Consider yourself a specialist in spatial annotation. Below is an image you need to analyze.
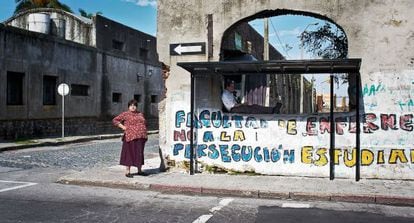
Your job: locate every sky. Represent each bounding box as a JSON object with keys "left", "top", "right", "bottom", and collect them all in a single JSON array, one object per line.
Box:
[
  {"left": 0, "top": 1, "right": 346, "bottom": 96},
  {"left": 249, "top": 16, "right": 348, "bottom": 97},
  {"left": 0, "top": 1, "right": 322, "bottom": 54},
  {"left": 0, "top": 0, "right": 157, "bottom": 36},
  {"left": 249, "top": 15, "right": 322, "bottom": 60}
]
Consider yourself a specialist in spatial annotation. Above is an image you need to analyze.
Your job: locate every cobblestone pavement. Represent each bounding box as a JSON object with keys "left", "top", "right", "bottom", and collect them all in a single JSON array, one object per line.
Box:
[{"left": 0, "top": 134, "right": 160, "bottom": 170}]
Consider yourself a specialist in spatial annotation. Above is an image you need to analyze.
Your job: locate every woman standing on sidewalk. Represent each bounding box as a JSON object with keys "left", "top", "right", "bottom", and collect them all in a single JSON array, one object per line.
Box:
[{"left": 113, "top": 99, "right": 148, "bottom": 178}]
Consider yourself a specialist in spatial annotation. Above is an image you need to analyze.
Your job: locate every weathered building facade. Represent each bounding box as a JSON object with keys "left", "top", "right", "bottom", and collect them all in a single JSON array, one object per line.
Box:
[
  {"left": 0, "top": 8, "right": 162, "bottom": 139},
  {"left": 221, "top": 22, "right": 312, "bottom": 113},
  {"left": 157, "top": 0, "right": 414, "bottom": 180}
]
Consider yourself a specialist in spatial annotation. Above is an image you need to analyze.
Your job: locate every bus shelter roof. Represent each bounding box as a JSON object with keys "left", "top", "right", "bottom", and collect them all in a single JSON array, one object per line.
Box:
[{"left": 178, "top": 59, "right": 361, "bottom": 75}]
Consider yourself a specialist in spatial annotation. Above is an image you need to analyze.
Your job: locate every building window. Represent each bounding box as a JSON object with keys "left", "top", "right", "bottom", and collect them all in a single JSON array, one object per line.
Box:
[
  {"left": 112, "top": 92, "right": 122, "bottom": 103},
  {"left": 140, "top": 48, "right": 148, "bottom": 60},
  {"left": 7, "top": 71, "right": 24, "bottom": 105},
  {"left": 234, "top": 32, "right": 242, "bottom": 50},
  {"left": 112, "top": 40, "right": 124, "bottom": 51},
  {"left": 134, "top": 94, "right": 142, "bottom": 103},
  {"left": 71, "top": 84, "right": 89, "bottom": 96},
  {"left": 43, "top": 75, "right": 57, "bottom": 105},
  {"left": 142, "top": 39, "right": 150, "bottom": 48},
  {"left": 246, "top": 41, "right": 252, "bottom": 54},
  {"left": 151, "top": 95, "right": 158, "bottom": 103}
]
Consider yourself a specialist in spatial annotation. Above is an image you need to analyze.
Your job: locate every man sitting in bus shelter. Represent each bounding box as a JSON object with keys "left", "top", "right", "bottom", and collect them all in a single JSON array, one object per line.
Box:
[{"left": 221, "top": 79, "right": 282, "bottom": 114}]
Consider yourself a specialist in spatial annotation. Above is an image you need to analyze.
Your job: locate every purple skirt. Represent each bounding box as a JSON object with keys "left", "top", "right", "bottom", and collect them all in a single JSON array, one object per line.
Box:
[{"left": 120, "top": 138, "right": 146, "bottom": 167}]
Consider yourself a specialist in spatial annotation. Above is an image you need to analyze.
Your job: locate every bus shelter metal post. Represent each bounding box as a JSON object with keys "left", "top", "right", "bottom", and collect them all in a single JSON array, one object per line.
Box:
[
  {"left": 190, "top": 73, "right": 195, "bottom": 175},
  {"left": 355, "top": 72, "right": 361, "bottom": 181},
  {"left": 329, "top": 74, "right": 335, "bottom": 180}
]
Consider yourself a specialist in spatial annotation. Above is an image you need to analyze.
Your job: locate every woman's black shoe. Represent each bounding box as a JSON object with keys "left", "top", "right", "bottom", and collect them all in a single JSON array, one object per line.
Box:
[{"left": 125, "top": 173, "right": 133, "bottom": 178}]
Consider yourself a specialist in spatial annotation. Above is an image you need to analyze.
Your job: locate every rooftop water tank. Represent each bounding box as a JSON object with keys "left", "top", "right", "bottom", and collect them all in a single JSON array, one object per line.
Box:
[{"left": 28, "top": 13, "right": 50, "bottom": 34}]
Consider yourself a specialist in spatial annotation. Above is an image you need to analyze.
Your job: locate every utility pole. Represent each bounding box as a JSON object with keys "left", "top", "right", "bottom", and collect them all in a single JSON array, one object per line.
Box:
[
  {"left": 300, "top": 22, "right": 319, "bottom": 113},
  {"left": 264, "top": 18, "right": 270, "bottom": 106},
  {"left": 264, "top": 18, "right": 269, "bottom": 60},
  {"left": 311, "top": 75, "right": 315, "bottom": 113}
]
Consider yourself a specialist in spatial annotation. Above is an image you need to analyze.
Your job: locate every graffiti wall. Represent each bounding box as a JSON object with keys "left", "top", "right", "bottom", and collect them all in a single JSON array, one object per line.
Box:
[
  {"left": 157, "top": 0, "right": 414, "bottom": 180},
  {"left": 166, "top": 72, "right": 414, "bottom": 179}
]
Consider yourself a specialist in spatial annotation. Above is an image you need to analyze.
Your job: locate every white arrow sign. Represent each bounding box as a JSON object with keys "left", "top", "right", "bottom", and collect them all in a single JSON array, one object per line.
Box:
[{"left": 174, "top": 44, "right": 203, "bottom": 55}]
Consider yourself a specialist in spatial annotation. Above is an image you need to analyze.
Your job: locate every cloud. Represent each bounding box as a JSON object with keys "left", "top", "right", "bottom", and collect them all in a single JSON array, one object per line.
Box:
[
  {"left": 123, "top": 0, "right": 157, "bottom": 7},
  {"left": 278, "top": 27, "right": 302, "bottom": 37}
]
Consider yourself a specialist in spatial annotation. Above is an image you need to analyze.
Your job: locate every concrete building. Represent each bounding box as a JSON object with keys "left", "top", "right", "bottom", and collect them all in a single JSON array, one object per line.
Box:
[
  {"left": 157, "top": 0, "right": 414, "bottom": 180},
  {"left": 221, "top": 22, "right": 283, "bottom": 61},
  {"left": 0, "top": 8, "right": 162, "bottom": 139},
  {"left": 221, "top": 21, "right": 312, "bottom": 113}
]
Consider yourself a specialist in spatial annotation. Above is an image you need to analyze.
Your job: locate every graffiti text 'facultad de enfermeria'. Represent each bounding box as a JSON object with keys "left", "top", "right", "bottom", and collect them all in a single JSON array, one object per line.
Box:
[{"left": 172, "top": 110, "right": 414, "bottom": 166}]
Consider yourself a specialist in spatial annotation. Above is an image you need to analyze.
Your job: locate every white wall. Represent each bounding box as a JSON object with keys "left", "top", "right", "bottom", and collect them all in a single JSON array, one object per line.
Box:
[{"left": 158, "top": 0, "right": 414, "bottom": 179}]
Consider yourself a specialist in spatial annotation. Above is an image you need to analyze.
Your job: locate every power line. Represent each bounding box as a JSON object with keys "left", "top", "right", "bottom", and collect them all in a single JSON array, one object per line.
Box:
[{"left": 269, "top": 18, "right": 291, "bottom": 59}]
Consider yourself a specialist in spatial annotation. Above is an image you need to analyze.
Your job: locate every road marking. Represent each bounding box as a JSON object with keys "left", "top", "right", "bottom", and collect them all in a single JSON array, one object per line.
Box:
[
  {"left": 0, "top": 180, "right": 37, "bottom": 193},
  {"left": 193, "top": 198, "right": 234, "bottom": 223},
  {"left": 193, "top": 214, "right": 213, "bottom": 223},
  {"left": 282, "top": 203, "right": 311, "bottom": 208},
  {"left": 209, "top": 198, "right": 233, "bottom": 212}
]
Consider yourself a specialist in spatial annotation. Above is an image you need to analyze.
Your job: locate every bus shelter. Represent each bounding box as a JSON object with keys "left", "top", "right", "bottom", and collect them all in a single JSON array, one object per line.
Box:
[{"left": 178, "top": 59, "right": 362, "bottom": 181}]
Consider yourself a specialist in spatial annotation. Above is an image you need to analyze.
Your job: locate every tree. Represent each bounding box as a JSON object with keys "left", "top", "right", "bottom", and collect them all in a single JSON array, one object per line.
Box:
[
  {"left": 14, "top": 0, "right": 73, "bottom": 14},
  {"left": 300, "top": 23, "right": 348, "bottom": 84},
  {"left": 299, "top": 23, "right": 347, "bottom": 59},
  {"left": 79, "top": 8, "right": 102, "bottom": 19}
]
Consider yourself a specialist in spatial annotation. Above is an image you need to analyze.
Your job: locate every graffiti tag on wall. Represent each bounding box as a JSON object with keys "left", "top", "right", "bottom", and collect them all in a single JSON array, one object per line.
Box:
[{"left": 171, "top": 110, "right": 414, "bottom": 167}]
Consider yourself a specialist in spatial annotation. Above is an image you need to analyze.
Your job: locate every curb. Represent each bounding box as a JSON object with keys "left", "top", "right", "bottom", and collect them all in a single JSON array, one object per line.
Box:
[
  {"left": 0, "top": 134, "right": 122, "bottom": 152},
  {"left": 150, "top": 184, "right": 202, "bottom": 194},
  {"left": 0, "top": 130, "right": 159, "bottom": 152},
  {"left": 57, "top": 178, "right": 151, "bottom": 191},
  {"left": 57, "top": 178, "right": 414, "bottom": 207}
]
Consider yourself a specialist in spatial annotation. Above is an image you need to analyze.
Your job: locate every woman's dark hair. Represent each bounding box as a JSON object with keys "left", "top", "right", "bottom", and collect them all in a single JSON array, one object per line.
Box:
[{"left": 128, "top": 99, "right": 138, "bottom": 107}]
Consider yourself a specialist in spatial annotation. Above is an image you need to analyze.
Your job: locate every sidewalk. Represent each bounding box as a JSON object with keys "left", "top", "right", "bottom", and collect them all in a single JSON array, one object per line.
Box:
[
  {"left": 58, "top": 157, "right": 414, "bottom": 207},
  {"left": 0, "top": 130, "right": 158, "bottom": 152}
]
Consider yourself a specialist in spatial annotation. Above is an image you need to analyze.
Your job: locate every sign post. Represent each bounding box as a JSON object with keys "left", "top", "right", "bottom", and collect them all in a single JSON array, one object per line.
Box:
[{"left": 57, "top": 83, "right": 69, "bottom": 139}]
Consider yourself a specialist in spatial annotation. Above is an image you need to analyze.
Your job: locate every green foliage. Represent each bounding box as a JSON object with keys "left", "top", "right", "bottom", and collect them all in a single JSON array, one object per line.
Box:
[
  {"left": 14, "top": 0, "right": 73, "bottom": 14},
  {"left": 300, "top": 23, "right": 349, "bottom": 84},
  {"left": 14, "top": 138, "right": 38, "bottom": 144},
  {"left": 79, "top": 8, "right": 102, "bottom": 19},
  {"left": 202, "top": 163, "right": 260, "bottom": 175},
  {"left": 203, "top": 164, "right": 227, "bottom": 173},
  {"left": 300, "top": 23, "right": 347, "bottom": 59}
]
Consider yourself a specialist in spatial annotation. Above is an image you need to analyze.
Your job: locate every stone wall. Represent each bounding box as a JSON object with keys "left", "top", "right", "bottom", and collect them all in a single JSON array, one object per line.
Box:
[
  {"left": 0, "top": 116, "right": 158, "bottom": 140},
  {"left": 0, "top": 118, "right": 112, "bottom": 140}
]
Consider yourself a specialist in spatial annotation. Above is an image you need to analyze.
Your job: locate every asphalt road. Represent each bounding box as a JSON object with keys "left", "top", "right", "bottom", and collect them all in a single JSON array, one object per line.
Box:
[{"left": 0, "top": 136, "right": 414, "bottom": 222}]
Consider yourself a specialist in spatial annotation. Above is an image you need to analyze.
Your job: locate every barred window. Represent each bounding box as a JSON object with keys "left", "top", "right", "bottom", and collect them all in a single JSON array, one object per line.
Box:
[
  {"left": 71, "top": 84, "right": 89, "bottom": 96},
  {"left": 43, "top": 76, "right": 57, "bottom": 105},
  {"left": 7, "top": 71, "right": 24, "bottom": 105}
]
